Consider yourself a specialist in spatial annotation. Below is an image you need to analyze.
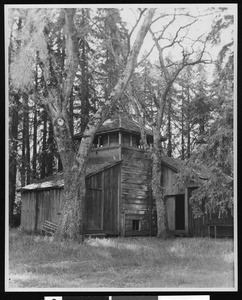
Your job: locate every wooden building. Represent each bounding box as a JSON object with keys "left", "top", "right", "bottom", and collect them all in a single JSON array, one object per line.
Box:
[
  {"left": 159, "top": 156, "right": 233, "bottom": 238},
  {"left": 18, "top": 113, "right": 233, "bottom": 238}
]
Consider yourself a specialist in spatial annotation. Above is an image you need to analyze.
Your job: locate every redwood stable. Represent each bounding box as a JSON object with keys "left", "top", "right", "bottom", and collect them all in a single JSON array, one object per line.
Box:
[{"left": 19, "top": 113, "right": 233, "bottom": 237}]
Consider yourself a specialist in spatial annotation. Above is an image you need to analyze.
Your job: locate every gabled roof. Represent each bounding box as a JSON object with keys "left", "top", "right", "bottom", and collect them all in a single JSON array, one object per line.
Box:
[{"left": 18, "top": 159, "right": 121, "bottom": 192}]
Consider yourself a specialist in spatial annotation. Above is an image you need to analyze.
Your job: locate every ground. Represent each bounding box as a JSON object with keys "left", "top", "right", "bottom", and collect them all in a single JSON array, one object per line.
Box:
[{"left": 8, "top": 229, "right": 235, "bottom": 289}]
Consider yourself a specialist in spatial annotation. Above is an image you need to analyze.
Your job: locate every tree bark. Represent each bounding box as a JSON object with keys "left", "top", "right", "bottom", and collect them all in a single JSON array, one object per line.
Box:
[
  {"left": 151, "top": 128, "right": 170, "bottom": 239},
  {"left": 187, "top": 85, "right": 191, "bottom": 158},
  {"left": 9, "top": 94, "right": 19, "bottom": 226},
  {"left": 181, "top": 91, "right": 185, "bottom": 160},
  {"left": 46, "top": 120, "right": 55, "bottom": 176},
  {"left": 40, "top": 109, "right": 48, "bottom": 179},
  {"left": 20, "top": 93, "right": 29, "bottom": 186},
  {"left": 32, "top": 105, "right": 38, "bottom": 180},
  {"left": 57, "top": 163, "right": 86, "bottom": 241},
  {"left": 80, "top": 36, "right": 90, "bottom": 135},
  {"left": 25, "top": 98, "right": 31, "bottom": 184},
  {"left": 167, "top": 99, "right": 172, "bottom": 157}
]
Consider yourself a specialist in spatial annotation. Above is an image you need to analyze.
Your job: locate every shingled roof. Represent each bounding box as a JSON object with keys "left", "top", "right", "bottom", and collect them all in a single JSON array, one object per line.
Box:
[
  {"left": 74, "top": 113, "right": 166, "bottom": 140},
  {"left": 98, "top": 113, "right": 153, "bottom": 135},
  {"left": 18, "top": 159, "right": 121, "bottom": 192},
  {"left": 161, "top": 155, "right": 210, "bottom": 179},
  {"left": 161, "top": 155, "right": 184, "bottom": 171}
]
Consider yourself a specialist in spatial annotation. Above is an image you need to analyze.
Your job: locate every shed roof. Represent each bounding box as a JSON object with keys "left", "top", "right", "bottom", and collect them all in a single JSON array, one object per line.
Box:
[
  {"left": 161, "top": 155, "right": 184, "bottom": 171},
  {"left": 161, "top": 155, "right": 210, "bottom": 179},
  {"left": 18, "top": 159, "right": 121, "bottom": 192}
]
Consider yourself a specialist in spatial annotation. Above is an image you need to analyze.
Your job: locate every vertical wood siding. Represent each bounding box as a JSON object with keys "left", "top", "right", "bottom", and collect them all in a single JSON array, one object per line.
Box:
[
  {"left": 161, "top": 165, "right": 184, "bottom": 195},
  {"left": 165, "top": 196, "right": 175, "bottom": 231},
  {"left": 21, "top": 188, "right": 63, "bottom": 232},
  {"left": 20, "top": 191, "right": 37, "bottom": 231},
  {"left": 85, "top": 164, "right": 120, "bottom": 234},
  {"left": 20, "top": 164, "right": 120, "bottom": 234}
]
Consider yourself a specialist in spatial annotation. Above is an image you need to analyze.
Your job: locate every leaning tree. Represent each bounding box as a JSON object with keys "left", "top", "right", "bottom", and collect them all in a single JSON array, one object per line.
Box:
[{"left": 9, "top": 7, "right": 156, "bottom": 240}]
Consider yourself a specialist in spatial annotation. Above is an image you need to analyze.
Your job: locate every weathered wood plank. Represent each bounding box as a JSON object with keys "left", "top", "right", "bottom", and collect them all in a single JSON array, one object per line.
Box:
[
  {"left": 121, "top": 147, "right": 150, "bottom": 158},
  {"left": 122, "top": 175, "right": 149, "bottom": 183},
  {"left": 122, "top": 170, "right": 150, "bottom": 176},
  {"left": 41, "top": 220, "right": 58, "bottom": 235},
  {"left": 122, "top": 184, "right": 149, "bottom": 192},
  {"left": 122, "top": 191, "right": 149, "bottom": 198},
  {"left": 125, "top": 214, "right": 149, "bottom": 220},
  {"left": 124, "top": 203, "right": 149, "bottom": 211},
  {"left": 125, "top": 230, "right": 150, "bottom": 236},
  {"left": 122, "top": 179, "right": 149, "bottom": 186},
  {"left": 122, "top": 197, "right": 148, "bottom": 204},
  {"left": 90, "top": 146, "right": 120, "bottom": 158},
  {"left": 124, "top": 209, "right": 147, "bottom": 215}
]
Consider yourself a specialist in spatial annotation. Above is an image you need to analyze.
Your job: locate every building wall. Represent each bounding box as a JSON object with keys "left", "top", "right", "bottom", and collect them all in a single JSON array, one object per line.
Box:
[
  {"left": 120, "top": 147, "right": 152, "bottom": 236},
  {"left": 187, "top": 186, "right": 233, "bottom": 237},
  {"left": 21, "top": 191, "right": 37, "bottom": 231},
  {"left": 85, "top": 163, "right": 120, "bottom": 234},
  {"left": 20, "top": 188, "right": 63, "bottom": 232},
  {"left": 20, "top": 164, "right": 120, "bottom": 234},
  {"left": 89, "top": 146, "right": 121, "bottom": 161},
  {"left": 161, "top": 164, "right": 184, "bottom": 195}
]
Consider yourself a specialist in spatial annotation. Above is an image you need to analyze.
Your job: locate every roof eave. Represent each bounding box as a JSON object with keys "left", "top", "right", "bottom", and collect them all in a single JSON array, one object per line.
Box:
[
  {"left": 161, "top": 160, "right": 179, "bottom": 172},
  {"left": 18, "top": 160, "right": 122, "bottom": 192}
]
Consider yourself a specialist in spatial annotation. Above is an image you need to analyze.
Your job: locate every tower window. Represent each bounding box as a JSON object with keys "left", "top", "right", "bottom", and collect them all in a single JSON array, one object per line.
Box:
[{"left": 132, "top": 219, "right": 141, "bottom": 231}]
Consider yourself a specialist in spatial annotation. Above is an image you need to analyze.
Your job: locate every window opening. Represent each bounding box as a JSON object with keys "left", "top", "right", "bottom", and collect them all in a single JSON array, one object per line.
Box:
[{"left": 132, "top": 219, "right": 141, "bottom": 231}]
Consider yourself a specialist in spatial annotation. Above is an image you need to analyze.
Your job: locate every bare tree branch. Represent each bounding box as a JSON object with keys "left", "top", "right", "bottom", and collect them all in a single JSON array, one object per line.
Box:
[
  {"left": 154, "top": 14, "right": 176, "bottom": 40},
  {"left": 137, "top": 44, "right": 156, "bottom": 66},
  {"left": 126, "top": 8, "right": 146, "bottom": 56}
]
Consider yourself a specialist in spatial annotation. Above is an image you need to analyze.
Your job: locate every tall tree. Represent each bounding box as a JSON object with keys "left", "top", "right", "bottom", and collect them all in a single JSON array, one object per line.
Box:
[
  {"left": 10, "top": 8, "right": 156, "bottom": 240},
  {"left": 131, "top": 9, "right": 212, "bottom": 238},
  {"left": 9, "top": 13, "right": 24, "bottom": 225},
  {"left": 176, "top": 9, "right": 234, "bottom": 217}
]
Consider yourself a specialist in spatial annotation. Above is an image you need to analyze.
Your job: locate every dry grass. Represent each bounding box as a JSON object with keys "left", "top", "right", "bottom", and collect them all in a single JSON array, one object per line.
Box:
[{"left": 8, "top": 229, "right": 234, "bottom": 289}]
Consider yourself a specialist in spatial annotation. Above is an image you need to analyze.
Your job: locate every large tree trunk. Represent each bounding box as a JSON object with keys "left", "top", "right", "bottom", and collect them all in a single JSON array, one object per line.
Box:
[
  {"left": 80, "top": 37, "right": 90, "bottom": 135},
  {"left": 152, "top": 129, "right": 170, "bottom": 239},
  {"left": 47, "top": 8, "right": 156, "bottom": 240},
  {"left": 58, "top": 164, "right": 86, "bottom": 241}
]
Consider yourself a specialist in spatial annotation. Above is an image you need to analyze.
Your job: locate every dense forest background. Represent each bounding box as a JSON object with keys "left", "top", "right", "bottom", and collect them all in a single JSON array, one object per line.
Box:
[{"left": 7, "top": 6, "right": 235, "bottom": 238}]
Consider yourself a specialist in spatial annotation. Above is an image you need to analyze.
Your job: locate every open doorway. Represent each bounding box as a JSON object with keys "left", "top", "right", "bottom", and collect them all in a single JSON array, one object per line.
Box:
[{"left": 166, "top": 194, "right": 185, "bottom": 232}]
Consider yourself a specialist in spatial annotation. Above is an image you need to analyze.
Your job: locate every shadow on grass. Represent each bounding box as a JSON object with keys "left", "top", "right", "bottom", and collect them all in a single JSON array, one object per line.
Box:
[{"left": 8, "top": 229, "right": 234, "bottom": 289}]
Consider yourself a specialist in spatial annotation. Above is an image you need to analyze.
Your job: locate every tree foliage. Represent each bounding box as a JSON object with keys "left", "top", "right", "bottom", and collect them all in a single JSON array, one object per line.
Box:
[{"left": 175, "top": 13, "right": 234, "bottom": 217}]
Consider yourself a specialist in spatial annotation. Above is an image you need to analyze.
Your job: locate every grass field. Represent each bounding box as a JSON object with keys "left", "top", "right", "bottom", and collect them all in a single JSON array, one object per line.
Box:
[{"left": 8, "top": 229, "right": 235, "bottom": 289}]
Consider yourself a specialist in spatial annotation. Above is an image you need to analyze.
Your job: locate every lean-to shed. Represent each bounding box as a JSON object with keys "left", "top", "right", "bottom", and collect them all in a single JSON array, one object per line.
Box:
[{"left": 160, "top": 156, "right": 233, "bottom": 238}]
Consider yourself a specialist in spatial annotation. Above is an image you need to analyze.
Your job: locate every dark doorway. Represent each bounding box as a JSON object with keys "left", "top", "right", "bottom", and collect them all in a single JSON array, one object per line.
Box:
[{"left": 175, "top": 194, "right": 185, "bottom": 230}]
